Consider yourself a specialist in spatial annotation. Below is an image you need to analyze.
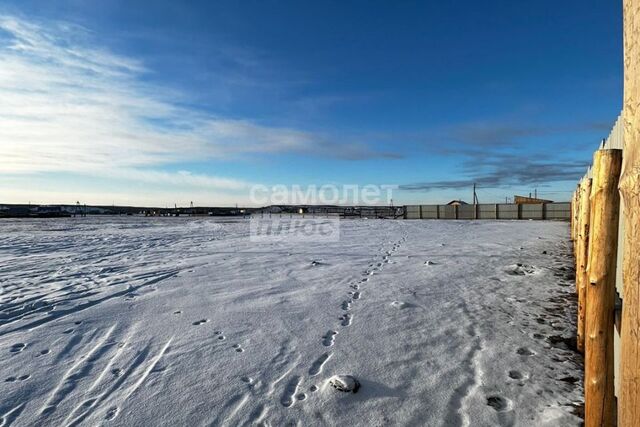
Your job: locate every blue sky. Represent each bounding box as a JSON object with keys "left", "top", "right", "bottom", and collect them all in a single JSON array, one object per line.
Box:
[{"left": 0, "top": 0, "right": 623, "bottom": 206}]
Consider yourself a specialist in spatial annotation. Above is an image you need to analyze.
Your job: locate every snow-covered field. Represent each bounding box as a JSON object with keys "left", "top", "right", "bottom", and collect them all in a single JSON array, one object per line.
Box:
[{"left": 0, "top": 217, "right": 583, "bottom": 426}]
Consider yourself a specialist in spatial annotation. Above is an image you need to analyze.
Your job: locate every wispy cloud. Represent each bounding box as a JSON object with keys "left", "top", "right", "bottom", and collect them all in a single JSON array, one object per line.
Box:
[
  {"left": 399, "top": 119, "right": 597, "bottom": 192},
  {"left": 400, "top": 154, "right": 589, "bottom": 191},
  {"left": 0, "top": 15, "right": 397, "bottom": 190}
]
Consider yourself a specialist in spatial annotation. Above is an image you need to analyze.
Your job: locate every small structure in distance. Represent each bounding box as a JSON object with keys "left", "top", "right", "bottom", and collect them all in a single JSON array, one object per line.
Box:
[{"left": 514, "top": 195, "right": 554, "bottom": 204}]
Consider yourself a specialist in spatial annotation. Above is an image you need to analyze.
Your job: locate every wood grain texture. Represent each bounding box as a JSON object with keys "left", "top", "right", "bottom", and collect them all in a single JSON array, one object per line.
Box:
[
  {"left": 620, "top": 1, "right": 640, "bottom": 425},
  {"left": 577, "top": 178, "right": 593, "bottom": 354},
  {"left": 585, "top": 150, "right": 622, "bottom": 427}
]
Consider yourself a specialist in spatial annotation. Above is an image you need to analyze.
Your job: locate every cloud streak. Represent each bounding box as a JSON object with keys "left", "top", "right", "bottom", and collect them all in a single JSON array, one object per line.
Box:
[
  {"left": 400, "top": 151, "right": 589, "bottom": 191},
  {"left": 0, "top": 15, "right": 397, "bottom": 191},
  {"left": 397, "top": 116, "right": 601, "bottom": 192}
]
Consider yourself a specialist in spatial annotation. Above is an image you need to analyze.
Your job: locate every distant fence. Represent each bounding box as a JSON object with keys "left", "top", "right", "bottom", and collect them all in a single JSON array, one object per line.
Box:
[{"left": 404, "top": 202, "right": 570, "bottom": 220}]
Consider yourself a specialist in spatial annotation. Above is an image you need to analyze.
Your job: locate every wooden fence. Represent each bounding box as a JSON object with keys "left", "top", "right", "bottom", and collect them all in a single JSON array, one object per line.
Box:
[{"left": 571, "top": 99, "right": 638, "bottom": 425}]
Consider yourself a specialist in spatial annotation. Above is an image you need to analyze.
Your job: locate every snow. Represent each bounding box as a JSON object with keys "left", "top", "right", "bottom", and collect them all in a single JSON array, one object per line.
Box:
[{"left": 0, "top": 217, "right": 583, "bottom": 426}]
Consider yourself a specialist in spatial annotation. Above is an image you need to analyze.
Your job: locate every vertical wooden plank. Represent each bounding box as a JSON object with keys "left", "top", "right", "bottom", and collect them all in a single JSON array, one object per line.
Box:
[
  {"left": 495, "top": 203, "right": 499, "bottom": 219},
  {"left": 585, "top": 149, "right": 622, "bottom": 427},
  {"left": 577, "top": 178, "right": 593, "bottom": 354},
  {"left": 620, "top": 1, "right": 640, "bottom": 424},
  {"left": 419, "top": 205, "right": 423, "bottom": 220}
]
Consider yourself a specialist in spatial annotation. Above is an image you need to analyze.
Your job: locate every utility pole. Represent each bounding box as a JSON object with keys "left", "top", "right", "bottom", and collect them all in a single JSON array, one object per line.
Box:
[
  {"left": 472, "top": 183, "right": 475, "bottom": 205},
  {"left": 471, "top": 183, "right": 479, "bottom": 204}
]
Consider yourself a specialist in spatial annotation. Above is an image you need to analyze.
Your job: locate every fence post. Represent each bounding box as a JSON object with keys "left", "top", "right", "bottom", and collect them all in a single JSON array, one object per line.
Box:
[
  {"left": 573, "top": 187, "right": 580, "bottom": 256},
  {"left": 577, "top": 178, "right": 593, "bottom": 354},
  {"left": 436, "top": 205, "right": 440, "bottom": 219},
  {"left": 495, "top": 203, "right": 499, "bottom": 219},
  {"left": 620, "top": 2, "right": 640, "bottom": 424},
  {"left": 517, "top": 203, "right": 522, "bottom": 220},
  {"left": 542, "top": 203, "right": 547, "bottom": 220},
  {"left": 585, "top": 149, "right": 622, "bottom": 427},
  {"left": 454, "top": 204, "right": 458, "bottom": 220},
  {"left": 419, "top": 205, "right": 423, "bottom": 219}
]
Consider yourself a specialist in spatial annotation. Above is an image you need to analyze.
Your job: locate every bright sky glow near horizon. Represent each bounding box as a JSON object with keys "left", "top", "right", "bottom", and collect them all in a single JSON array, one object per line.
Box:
[{"left": 0, "top": 0, "right": 623, "bottom": 207}]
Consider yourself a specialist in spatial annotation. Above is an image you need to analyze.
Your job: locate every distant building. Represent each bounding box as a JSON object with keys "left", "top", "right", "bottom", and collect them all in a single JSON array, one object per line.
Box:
[
  {"left": 514, "top": 195, "right": 553, "bottom": 204},
  {"left": 0, "top": 206, "right": 32, "bottom": 217},
  {"left": 446, "top": 200, "right": 468, "bottom": 206}
]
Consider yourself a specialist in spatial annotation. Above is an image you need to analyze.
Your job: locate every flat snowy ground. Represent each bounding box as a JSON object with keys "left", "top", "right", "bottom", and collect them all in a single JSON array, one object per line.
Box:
[{"left": 0, "top": 217, "right": 583, "bottom": 426}]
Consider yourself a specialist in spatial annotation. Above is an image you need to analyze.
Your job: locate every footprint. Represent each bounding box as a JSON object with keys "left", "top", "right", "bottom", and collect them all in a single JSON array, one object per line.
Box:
[
  {"left": 352, "top": 291, "right": 361, "bottom": 300},
  {"left": 18, "top": 375, "right": 30, "bottom": 381},
  {"left": 350, "top": 284, "right": 360, "bottom": 290},
  {"left": 339, "top": 313, "right": 352, "bottom": 326},
  {"left": 9, "top": 343, "right": 26, "bottom": 353},
  {"left": 241, "top": 376, "right": 253, "bottom": 384},
  {"left": 508, "top": 370, "right": 524, "bottom": 380},
  {"left": 281, "top": 376, "right": 302, "bottom": 408},
  {"left": 63, "top": 328, "right": 74, "bottom": 334},
  {"left": 39, "top": 349, "right": 50, "bottom": 356},
  {"left": 232, "top": 344, "right": 244, "bottom": 353},
  {"left": 341, "top": 300, "right": 352, "bottom": 311},
  {"left": 505, "top": 263, "right": 536, "bottom": 276},
  {"left": 322, "top": 330, "right": 337, "bottom": 347},
  {"left": 4, "top": 377, "right": 16, "bottom": 382},
  {"left": 192, "top": 319, "right": 209, "bottom": 326},
  {"left": 173, "top": 310, "right": 182, "bottom": 315},
  {"left": 390, "top": 301, "right": 412, "bottom": 309},
  {"left": 105, "top": 406, "right": 119, "bottom": 421},
  {"left": 309, "top": 385, "right": 318, "bottom": 392},
  {"left": 309, "top": 353, "right": 332, "bottom": 376},
  {"left": 516, "top": 347, "right": 535, "bottom": 356},
  {"left": 296, "top": 393, "right": 307, "bottom": 401},
  {"left": 486, "top": 395, "right": 513, "bottom": 412}
]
